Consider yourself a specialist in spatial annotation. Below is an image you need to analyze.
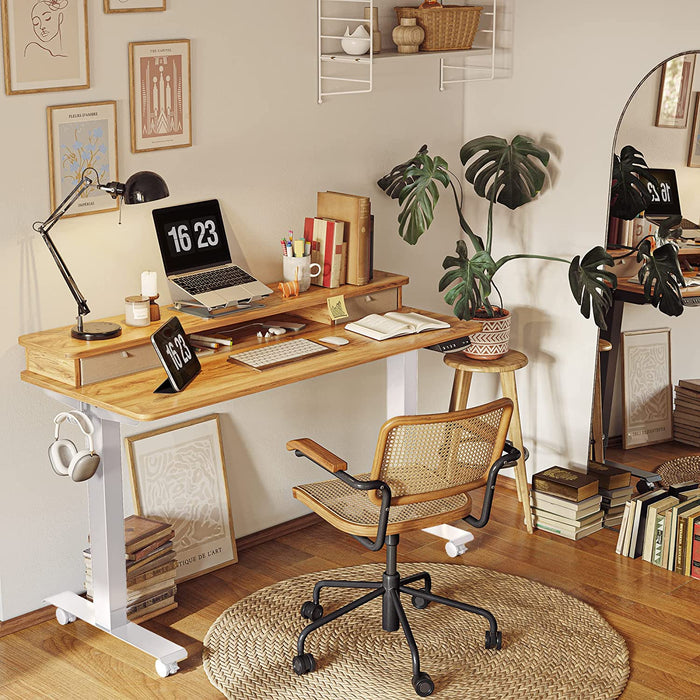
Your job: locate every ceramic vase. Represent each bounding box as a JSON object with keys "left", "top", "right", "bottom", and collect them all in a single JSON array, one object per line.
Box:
[
  {"left": 341, "top": 25, "right": 371, "bottom": 56},
  {"left": 392, "top": 17, "right": 425, "bottom": 54},
  {"left": 463, "top": 309, "right": 512, "bottom": 360},
  {"left": 363, "top": 7, "right": 382, "bottom": 53}
]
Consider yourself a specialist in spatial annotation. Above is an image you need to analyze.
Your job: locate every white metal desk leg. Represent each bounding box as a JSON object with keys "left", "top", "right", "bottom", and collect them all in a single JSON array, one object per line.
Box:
[
  {"left": 386, "top": 350, "right": 418, "bottom": 418},
  {"left": 46, "top": 412, "right": 187, "bottom": 676}
]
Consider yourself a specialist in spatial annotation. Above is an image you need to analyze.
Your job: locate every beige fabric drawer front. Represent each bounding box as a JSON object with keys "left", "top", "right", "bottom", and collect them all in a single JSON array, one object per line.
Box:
[
  {"left": 79, "top": 344, "right": 159, "bottom": 385},
  {"left": 343, "top": 288, "right": 399, "bottom": 321}
]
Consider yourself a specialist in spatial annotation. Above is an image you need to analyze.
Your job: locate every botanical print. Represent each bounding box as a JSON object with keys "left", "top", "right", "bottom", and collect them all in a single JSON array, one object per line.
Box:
[
  {"left": 58, "top": 119, "right": 110, "bottom": 200},
  {"left": 126, "top": 416, "right": 237, "bottom": 582},
  {"left": 2, "top": 0, "right": 88, "bottom": 94}
]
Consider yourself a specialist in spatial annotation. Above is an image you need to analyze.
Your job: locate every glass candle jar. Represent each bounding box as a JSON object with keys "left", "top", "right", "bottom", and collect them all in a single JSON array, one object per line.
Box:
[{"left": 125, "top": 295, "right": 151, "bottom": 327}]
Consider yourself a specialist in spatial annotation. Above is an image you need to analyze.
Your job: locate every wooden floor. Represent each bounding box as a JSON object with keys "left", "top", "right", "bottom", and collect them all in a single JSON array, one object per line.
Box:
[{"left": 1, "top": 447, "right": 699, "bottom": 699}]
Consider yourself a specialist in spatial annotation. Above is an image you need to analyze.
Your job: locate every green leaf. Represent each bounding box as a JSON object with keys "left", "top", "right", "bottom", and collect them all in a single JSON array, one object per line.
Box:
[
  {"left": 610, "top": 146, "right": 658, "bottom": 220},
  {"left": 439, "top": 240, "right": 497, "bottom": 320},
  {"left": 459, "top": 134, "right": 550, "bottom": 210},
  {"left": 636, "top": 241, "right": 685, "bottom": 316},
  {"left": 568, "top": 246, "right": 616, "bottom": 330},
  {"left": 376, "top": 145, "right": 428, "bottom": 199}
]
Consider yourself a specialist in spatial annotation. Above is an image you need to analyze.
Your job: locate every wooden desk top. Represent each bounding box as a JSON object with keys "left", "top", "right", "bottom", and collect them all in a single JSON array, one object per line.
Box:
[{"left": 615, "top": 277, "right": 700, "bottom": 299}]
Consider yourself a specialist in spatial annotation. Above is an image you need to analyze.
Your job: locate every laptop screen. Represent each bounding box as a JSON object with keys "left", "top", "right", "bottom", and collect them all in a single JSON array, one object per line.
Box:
[
  {"left": 645, "top": 168, "right": 681, "bottom": 218},
  {"left": 152, "top": 199, "right": 232, "bottom": 275}
]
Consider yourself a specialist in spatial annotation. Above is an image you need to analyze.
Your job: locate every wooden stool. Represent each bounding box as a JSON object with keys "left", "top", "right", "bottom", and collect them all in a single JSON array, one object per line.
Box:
[
  {"left": 590, "top": 338, "right": 612, "bottom": 463},
  {"left": 443, "top": 350, "right": 533, "bottom": 533}
]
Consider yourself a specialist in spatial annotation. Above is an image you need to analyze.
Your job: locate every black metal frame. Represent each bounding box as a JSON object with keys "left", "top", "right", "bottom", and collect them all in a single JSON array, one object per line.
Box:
[{"left": 290, "top": 440, "right": 521, "bottom": 695}]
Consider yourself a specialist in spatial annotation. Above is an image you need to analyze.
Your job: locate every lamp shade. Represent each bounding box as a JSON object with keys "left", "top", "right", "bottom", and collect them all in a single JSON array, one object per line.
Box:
[{"left": 123, "top": 171, "right": 169, "bottom": 205}]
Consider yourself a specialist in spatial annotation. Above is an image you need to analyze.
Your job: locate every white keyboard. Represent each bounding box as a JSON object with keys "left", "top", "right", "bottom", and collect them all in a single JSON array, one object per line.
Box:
[{"left": 227, "top": 338, "right": 334, "bottom": 370}]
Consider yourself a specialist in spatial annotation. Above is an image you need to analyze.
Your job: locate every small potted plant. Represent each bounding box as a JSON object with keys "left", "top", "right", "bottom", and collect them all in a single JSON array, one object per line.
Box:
[{"left": 377, "top": 136, "right": 685, "bottom": 359}]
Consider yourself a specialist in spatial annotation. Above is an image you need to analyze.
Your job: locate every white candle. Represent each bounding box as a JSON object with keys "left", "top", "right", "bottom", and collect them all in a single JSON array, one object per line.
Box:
[{"left": 141, "top": 270, "right": 157, "bottom": 297}]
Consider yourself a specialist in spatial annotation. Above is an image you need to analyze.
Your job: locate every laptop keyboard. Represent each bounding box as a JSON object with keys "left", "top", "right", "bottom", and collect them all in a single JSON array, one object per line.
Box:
[{"left": 173, "top": 266, "right": 256, "bottom": 294}]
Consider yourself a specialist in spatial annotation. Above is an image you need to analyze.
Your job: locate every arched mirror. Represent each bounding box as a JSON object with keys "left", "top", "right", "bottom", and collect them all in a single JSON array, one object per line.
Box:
[{"left": 592, "top": 51, "right": 700, "bottom": 490}]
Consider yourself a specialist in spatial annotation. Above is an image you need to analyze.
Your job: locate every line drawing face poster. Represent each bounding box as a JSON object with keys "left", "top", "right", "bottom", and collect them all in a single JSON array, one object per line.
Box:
[
  {"left": 2, "top": 0, "right": 89, "bottom": 94},
  {"left": 129, "top": 39, "right": 191, "bottom": 152}
]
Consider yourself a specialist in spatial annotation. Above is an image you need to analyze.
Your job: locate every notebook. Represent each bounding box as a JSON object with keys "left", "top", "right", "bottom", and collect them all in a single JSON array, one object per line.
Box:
[
  {"left": 645, "top": 168, "right": 700, "bottom": 232},
  {"left": 152, "top": 199, "right": 273, "bottom": 311}
]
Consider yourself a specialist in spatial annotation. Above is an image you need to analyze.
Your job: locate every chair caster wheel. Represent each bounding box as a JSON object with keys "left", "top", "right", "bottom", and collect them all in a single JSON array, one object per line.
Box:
[
  {"left": 55, "top": 608, "right": 76, "bottom": 625},
  {"left": 300, "top": 601, "right": 324, "bottom": 620},
  {"left": 412, "top": 671, "right": 434, "bottom": 696},
  {"left": 292, "top": 652, "right": 316, "bottom": 675},
  {"left": 485, "top": 629, "right": 502, "bottom": 650},
  {"left": 411, "top": 594, "right": 430, "bottom": 610},
  {"left": 155, "top": 660, "right": 179, "bottom": 677}
]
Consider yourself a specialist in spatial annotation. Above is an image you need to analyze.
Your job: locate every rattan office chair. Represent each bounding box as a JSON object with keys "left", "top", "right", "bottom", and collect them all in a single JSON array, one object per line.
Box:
[{"left": 287, "top": 397, "right": 519, "bottom": 697}]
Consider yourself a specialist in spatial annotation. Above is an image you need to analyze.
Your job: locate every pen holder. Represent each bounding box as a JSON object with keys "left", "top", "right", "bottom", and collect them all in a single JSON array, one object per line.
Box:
[
  {"left": 148, "top": 294, "right": 161, "bottom": 322},
  {"left": 282, "top": 255, "right": 321, "bottom": 293}
]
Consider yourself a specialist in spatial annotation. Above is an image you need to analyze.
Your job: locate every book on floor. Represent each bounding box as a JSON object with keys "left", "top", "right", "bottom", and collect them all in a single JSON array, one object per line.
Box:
[
  {"left": 678, "top": 378, "right": 700, "bottom": 392},
  {"left": 533, "top": 514, "right": 603, "bottom": 540},
  {"left": 629, "top": 489, "right": 669, "bottom": 559},
  {"left": 642, "top": 495, "right": 679, "bottom": 562},
  {"left": 124, "top": 514, "right": 171, "bottom": 554},
  {"left": 531, "top": 508, "right": 603, "bottom": 530},
  {"left": 588, "top": 461, "right": 632, "bottom": 490},
  {"left": 345, "top": 311, "right": 449, "bottom": 341},
  {"left": 532, "top": 466, "right": 599, "bottom": 502},
  {"left": 530, "top": 491, "right": 602, "bottom": 518}
]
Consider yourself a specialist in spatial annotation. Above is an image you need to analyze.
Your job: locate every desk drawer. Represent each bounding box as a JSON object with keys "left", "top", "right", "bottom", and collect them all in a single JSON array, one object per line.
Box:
[
  {"left": 296, "top": 287, "right": 399, "bottom": 325},
  {"left": 79, "top": 344, "right": 159, "bottom": 385}
]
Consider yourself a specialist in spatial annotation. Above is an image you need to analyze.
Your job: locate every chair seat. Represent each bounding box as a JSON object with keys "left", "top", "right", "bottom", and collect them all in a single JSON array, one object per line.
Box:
[{"left": 293, "top": 473, "right": 472, "bottom": 537}]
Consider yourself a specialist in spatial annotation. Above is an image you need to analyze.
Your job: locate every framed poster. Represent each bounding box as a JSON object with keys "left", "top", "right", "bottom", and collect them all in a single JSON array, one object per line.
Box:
[
  {"left": 656, "top": 54, "right": 696, "bottom": 128},
  {"left": 126, "top": 414, "right": 237, "bottom": 583},
  {"left": 1, "top": 0, "right": 89, "bottom": 95},
  {"left": 47, "top": 101, "right": 119, "bottom": 217},
  {"left": 621, "top": 328, "right": 673, "bottom": 449},
  {"left": 104, "top": 0, "right": 165, "bottom": 12},
  {"left": 128, "top": 39, "right": 191, "bottom": 153},
  {"left": 688, "top": 94, "right": 700, "bottom": 167}
]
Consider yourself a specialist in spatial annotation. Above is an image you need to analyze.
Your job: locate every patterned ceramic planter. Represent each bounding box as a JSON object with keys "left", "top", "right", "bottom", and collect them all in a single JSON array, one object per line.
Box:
[{"left": 463, "top": 309, "right": 512, "bottom": 360}]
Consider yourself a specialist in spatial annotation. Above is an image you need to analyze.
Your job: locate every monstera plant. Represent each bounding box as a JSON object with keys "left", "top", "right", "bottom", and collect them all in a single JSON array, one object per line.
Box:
[{"left": 377, "top": 136, "right": 685, "bottom": 338}]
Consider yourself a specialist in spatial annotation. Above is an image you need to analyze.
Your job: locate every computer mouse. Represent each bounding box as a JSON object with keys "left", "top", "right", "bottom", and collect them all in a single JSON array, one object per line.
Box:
[{"left": 319, "top": 336, "right": 349, "bottom": 346}]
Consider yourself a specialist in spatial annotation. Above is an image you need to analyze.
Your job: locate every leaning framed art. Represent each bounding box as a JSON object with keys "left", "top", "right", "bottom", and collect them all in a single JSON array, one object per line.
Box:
[
  {"left": 656, "top": 54, "right": 696, "bottom": 128},
  {"left": 128, "top": 38, "right": 191, "bottom": 152},
  {"left": 1, "top": 0, "right": 89, "bottom": 95},
  {"left": 104, "top": 0, "right": 165, "bottom": 12},
  {"left": 125, "top": 414, "right": 237, "bottom": 583},
  {"left": 47, "top": 100, "right": 119, "bottom": 217}
]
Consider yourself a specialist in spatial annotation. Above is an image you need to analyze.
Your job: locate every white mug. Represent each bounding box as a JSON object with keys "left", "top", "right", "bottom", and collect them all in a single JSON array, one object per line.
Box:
[{"left": 282, "top": 255, "right": 321, "bottom": 292}]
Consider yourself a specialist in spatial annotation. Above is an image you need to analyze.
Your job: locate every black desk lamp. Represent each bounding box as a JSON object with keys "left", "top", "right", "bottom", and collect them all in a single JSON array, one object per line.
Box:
[{"left": 34, "top": 169, "right": 169, "bottom": 340}]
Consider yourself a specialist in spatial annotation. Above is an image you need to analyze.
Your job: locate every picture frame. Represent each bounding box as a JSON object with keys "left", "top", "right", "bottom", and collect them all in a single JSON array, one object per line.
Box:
[
  {"left": 128, "top": 39, "right": 191, "bottom": 153},
  {"left": 104, "top": 0, "right": 165, "bottom": 12},
  {"left": 125, "top": 414, "right": 237, "bottom": 583},
  {"left": 688, "top": 94, "right": 700, "bottom": 167},
  {"left": 655, "top": 54, "right": 696, "bottom": 128},
  {"left": 47, "top": 100, "right": 119, "bottom": 217},
  {"left": 1, "top": 0, "right": 89, "bottom": 95},
  {"left": 621, "top": 328, "right": 673, "bottom": 449}
]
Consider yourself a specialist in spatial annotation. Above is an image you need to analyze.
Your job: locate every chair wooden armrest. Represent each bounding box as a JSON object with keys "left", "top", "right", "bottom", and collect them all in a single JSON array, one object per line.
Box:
[{"left": 287, "top": 438, "right": 347, "bottom": 473}]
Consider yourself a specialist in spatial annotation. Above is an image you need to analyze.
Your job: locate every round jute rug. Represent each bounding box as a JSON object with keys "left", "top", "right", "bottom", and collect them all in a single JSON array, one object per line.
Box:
[
  {"left": 203, "top": 563, "right": 629, "bottom": 700},
  {"left": 655, "top": 455, "right": 700, "bottom": 488}
]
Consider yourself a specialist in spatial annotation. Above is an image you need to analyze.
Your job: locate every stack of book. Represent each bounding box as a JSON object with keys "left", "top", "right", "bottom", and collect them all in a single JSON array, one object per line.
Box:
[
  {"left": 616, "top": 482, "right": 700, "bottom": 577},
  {"left": 673, "top": 378, "right": 700, "bottom": 446},
  {"left": 84, "top": 515, "right": 177, "bottom": 621},
  {"left": 588, "top": 461, "right": 633, "bottom": 528},
  {"left": 531, "top": 466, "right": 603, "bottom": 540}
]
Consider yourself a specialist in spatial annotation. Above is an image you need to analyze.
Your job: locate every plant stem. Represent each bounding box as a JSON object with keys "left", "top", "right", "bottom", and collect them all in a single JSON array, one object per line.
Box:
[{"left": 493, "top": 253, "right": 571, "bottom": 270}]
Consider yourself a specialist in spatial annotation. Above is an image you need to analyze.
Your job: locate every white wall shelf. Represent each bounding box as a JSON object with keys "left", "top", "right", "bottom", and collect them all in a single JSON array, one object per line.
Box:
[{"left": 317, "top": 1, "right": 497, "bottom": 103}]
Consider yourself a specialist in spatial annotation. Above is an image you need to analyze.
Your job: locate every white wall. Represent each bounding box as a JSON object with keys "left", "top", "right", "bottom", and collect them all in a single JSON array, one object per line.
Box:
[{"left": 4, "top": 0, "right": 700, "bottom": 621}]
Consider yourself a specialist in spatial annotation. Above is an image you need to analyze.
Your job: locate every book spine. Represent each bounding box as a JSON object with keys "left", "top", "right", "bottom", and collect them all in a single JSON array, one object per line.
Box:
[
  {"left": 532, "top": 477, "right": 579, "bottom": 501},
  {"left": 355, "top": 197, "right": 371, "bottom": 285},
  {"left": 303, "top": 216, "right": 315, "bottom": 244},
  {"left": 676, "top": 514, "right": 689, "bottom": 572}
]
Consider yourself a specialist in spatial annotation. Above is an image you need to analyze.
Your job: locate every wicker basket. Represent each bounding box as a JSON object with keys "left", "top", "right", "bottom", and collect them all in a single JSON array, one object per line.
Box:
[{"left": 394, "top": 5, "right": 482, "bottom": 51}]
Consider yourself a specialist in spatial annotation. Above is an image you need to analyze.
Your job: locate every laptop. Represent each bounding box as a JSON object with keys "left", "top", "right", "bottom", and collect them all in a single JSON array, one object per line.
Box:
[
  {"left": 645, "top": 168, "right": 700, "bottom": 233},
  {"left": 152, "top": 199, "right": 273, "bottom": 311}
]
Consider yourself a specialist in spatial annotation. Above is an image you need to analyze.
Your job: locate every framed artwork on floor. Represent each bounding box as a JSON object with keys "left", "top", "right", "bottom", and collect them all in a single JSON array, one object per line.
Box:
[
  {"left": 125, "top": 414, "right": 237, "bottom": 583},
  {"left": 656, "top": 54, "right": 696, "bottom": 128},
  {"left": 128, "top": 39, "right": 191, "bottom": 153},
  {"left": 1, "top": 0, "right": 89, "bottom": 95},
  {"left": 621, "top": 328, "right": 673, "bottom": 449},
  {"left": 104, "top": 0, "right": 165, "bottom": 12},
  {"left": 47, "top": 100, "right": 119, "bottom": 217}
]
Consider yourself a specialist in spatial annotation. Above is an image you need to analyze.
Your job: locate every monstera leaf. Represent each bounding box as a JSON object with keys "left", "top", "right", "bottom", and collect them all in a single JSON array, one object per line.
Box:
[
  {"left": 376, "top": 145, "right": 428, "bottom": 199},
  {"left": 568, "top": 246, "right": 617, "bottom": 330},
  {"left": 636, "top": 241, "right": 685, "bottom": 316},
  {"left": 379, "top": 151, "right": 451, "bottom": 245},
  {"left": 610, "top": 146, "right": 658, "bottom": 220},
  {"left": 439, "top": 241, "right": 497, "bottom": 320},
  {"left": 459, "top": 135, "right": 550, "bottom": 210}
]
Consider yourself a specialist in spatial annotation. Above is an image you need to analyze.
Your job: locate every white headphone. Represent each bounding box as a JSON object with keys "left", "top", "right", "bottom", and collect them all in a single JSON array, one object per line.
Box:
[{"left": 48, "top": 411, "right": 101, "bottom": 482}]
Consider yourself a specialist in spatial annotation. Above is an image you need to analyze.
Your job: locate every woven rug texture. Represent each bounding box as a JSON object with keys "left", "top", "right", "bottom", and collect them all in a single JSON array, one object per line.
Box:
[
  {"left": 203, "top": 562, "right": 629, "bottom": 700},
  {"left": 655, "top": 455, "right": 700, "bottom": 487}
]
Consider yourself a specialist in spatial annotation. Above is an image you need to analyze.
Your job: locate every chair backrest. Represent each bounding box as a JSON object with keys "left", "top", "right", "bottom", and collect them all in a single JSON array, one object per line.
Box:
[{"left": 367, "top": 398, "right": 513, "bottom": 506}]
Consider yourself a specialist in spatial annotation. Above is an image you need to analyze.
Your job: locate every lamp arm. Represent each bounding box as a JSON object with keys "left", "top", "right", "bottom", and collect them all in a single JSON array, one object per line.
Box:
[{"left": 33, "top": 175, "right": 94, "bottom": 318}]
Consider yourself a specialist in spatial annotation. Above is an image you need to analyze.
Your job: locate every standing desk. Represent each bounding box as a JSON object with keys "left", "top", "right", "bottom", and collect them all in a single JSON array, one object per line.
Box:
[{"left": 18, "top": 271, "right": 493, "bottom": 676}]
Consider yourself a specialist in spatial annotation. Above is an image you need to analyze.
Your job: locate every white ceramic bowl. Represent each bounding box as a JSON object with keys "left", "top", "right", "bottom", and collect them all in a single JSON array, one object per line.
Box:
[{"left": 341, "top": 26, "right": 371, "bottom": 55}]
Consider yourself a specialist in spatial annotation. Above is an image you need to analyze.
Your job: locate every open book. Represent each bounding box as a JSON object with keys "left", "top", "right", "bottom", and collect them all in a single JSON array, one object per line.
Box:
[{"left": 345, "top": 311, "right": 449, "bottom": 341}]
